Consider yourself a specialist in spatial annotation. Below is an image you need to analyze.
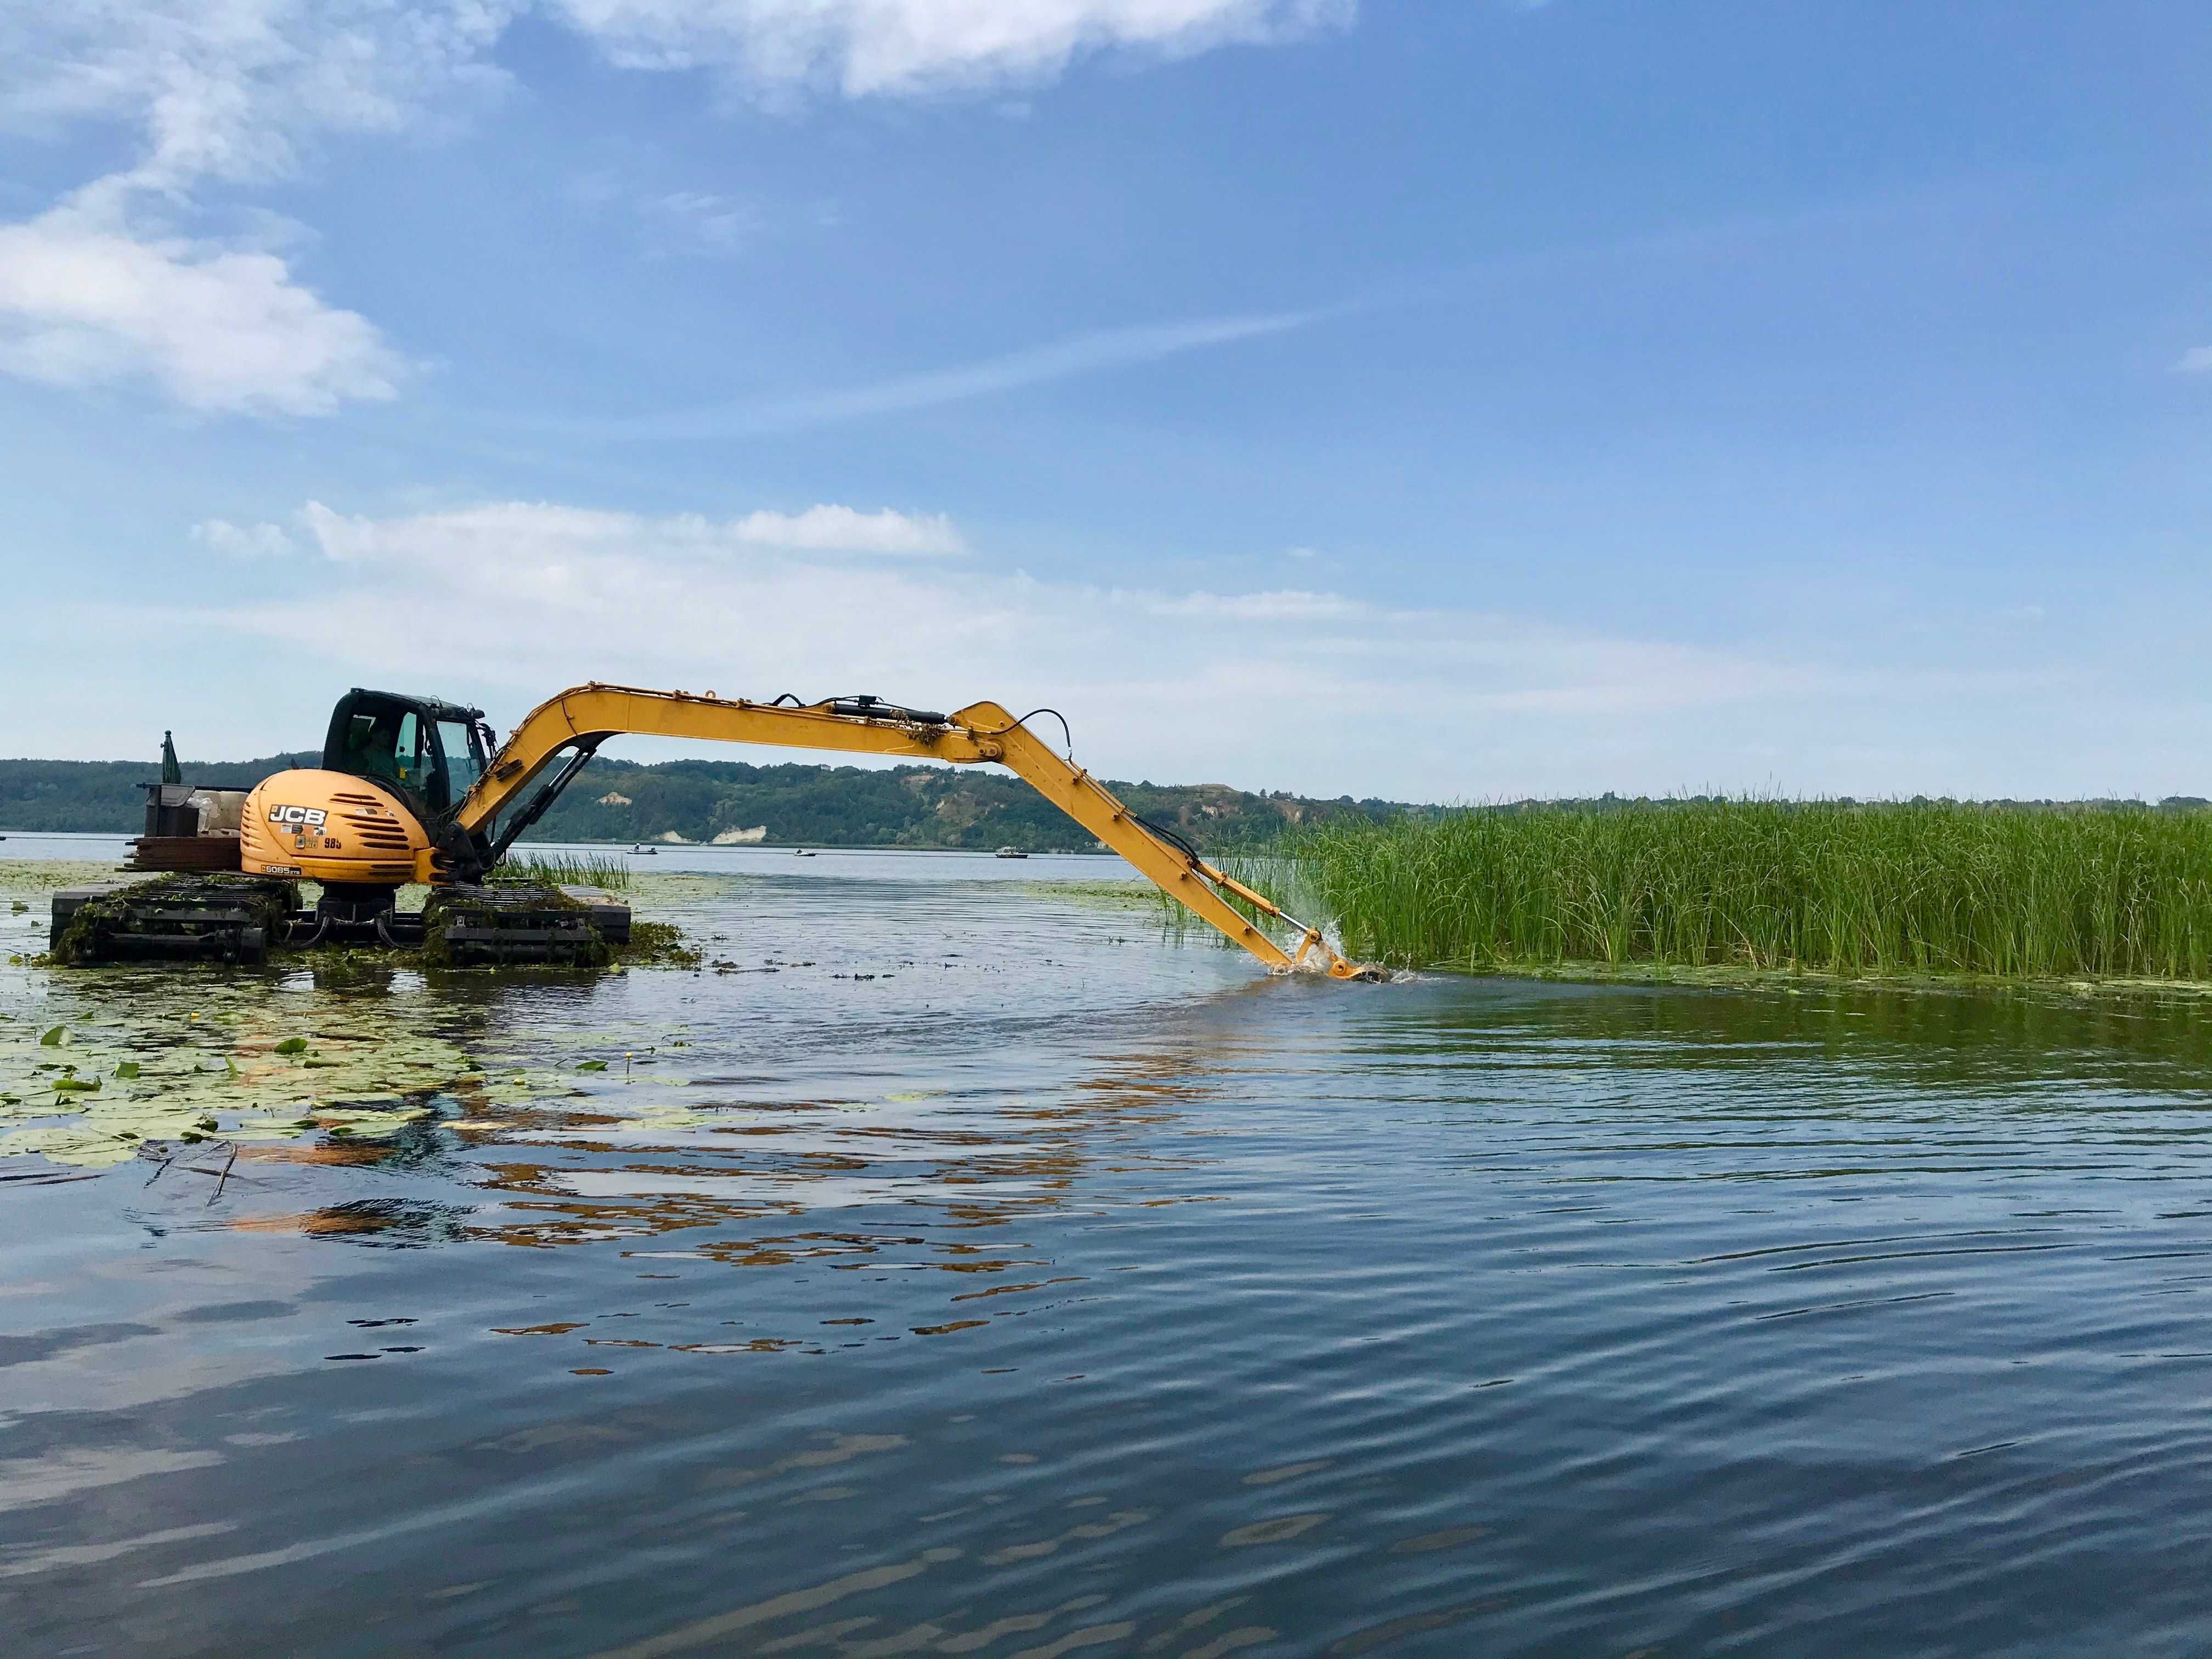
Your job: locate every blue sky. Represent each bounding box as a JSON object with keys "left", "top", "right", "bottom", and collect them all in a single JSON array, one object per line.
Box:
[{"left": 3, "top": 1, "right": 2209, "bottom": 800}]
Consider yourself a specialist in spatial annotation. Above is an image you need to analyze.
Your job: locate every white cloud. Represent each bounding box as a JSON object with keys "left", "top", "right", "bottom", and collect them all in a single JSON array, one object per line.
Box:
[
  {"left": 645, "top": 189, "right": 761, "bottom": 252},
  {"left": 0, "top": 2, "right": 1351, "bottom": 414},
  {"left": 297, "top": 498, "right": 964, "bottom": 563},
  {"left": 0, "top": 0, "right": 505, "bottom": 414},
  {"left": 1, "top": 0, "right": 1344, "bottom": 178},
  {"left": 728, "top": 504, "right": 963, "bottom": 553},
  {"left": 192, "top": 517, "right": 298, "bottom": 558},
  {"left": 0, "top": 205, "right": 400, "bottom": 413},
  {"left": 1148, "top": 589, "right": 1362, "bottom": 620},
  {"left": 2175, "top": 346, "right": 2212, "bottom": 375},
  {"left": 4, "top": 1, "right": 1345, "bottom": 413},
  {"left": 550, "top": 0, "right": 1353, "bottom": 97},
  {"left": 0, "top": 2, "right": 520, "bottom": 192},
  {"left": 162, "top": 494, "right": 1904, "bottom": 795}
]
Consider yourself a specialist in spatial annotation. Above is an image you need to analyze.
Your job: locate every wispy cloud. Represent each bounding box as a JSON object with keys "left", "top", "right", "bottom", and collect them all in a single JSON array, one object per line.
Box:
[
  {"left": 294, "top": 499, "right": 966, "bottom": 563},
  {"left": 2174, "top": 346, "right": 2212, "bottom": 375},
  {"left": 0, "top": 0, "right": 1351, "bottom": 415},
  {"left": 0, "top": 0, "right": 508, "bottom": 413},
  {"left": 726, "top": 504, "right": 964, "bottom": 554},
  {"left": 153, "top": 491, "right": 1997, "bottom": 799},
  {"left": 1147, "top": 589, "right": 1364, "bottom": 621},
  {"left": 191, "top": 517, "right": 297, "bottom": 559},
  {"left": 549, "top": 0, "right": 1353, "bottom": 99},
  {"left": 644, "top": 190, "right": 761, "bottom": 253},
  {"left": 596, "top": 309, "right": 1331, "bottom": 438}
]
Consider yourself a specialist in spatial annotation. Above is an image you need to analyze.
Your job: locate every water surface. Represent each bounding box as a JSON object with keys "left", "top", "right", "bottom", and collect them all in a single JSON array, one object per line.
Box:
[{"left": 6, "top": 849, "right": 2212, "bottom": 1655}]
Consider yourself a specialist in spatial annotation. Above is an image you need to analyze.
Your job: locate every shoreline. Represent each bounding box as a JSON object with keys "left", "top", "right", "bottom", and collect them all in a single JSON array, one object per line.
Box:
[
  {"left": 1410, "top": 954, "right": 2212, "bottom": 1001},
  {"left": 0, "top": 833, "right": 1134, "bottom": 859}
]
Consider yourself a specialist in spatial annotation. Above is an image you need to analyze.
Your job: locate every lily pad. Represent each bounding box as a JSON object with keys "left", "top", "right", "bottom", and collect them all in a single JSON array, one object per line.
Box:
[
  {"left": 1, "top": 896, "right": 703, "bottom": 1169},
  {"left": 0, "top": 980, "right": 563, "bottom": 1166}
]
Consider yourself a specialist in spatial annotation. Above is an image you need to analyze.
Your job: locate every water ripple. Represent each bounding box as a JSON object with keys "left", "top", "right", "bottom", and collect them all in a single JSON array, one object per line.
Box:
[{"left": 7, "top": 868, "right": 2212, "bottom": 1652}]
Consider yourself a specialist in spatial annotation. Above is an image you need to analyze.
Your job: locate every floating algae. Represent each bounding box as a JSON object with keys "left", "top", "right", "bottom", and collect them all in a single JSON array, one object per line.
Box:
[
  {"left": 0, "top": 860, "right": 120, "bottom": 898},
  {"left": 620, "top": 921, "right": 701, "bottom": 968},
  {"left": 1010, "top": 879, "right": 1158, "bottom": 912},
  {"left": 0, "top": 975, "right": 726, "bottom": 1168},
  {"left": 0, "top": 980, "right": 556, "bottom": 1167},
  {"left": 0, "top": 864, "right": 724, "bottom": 1166}
]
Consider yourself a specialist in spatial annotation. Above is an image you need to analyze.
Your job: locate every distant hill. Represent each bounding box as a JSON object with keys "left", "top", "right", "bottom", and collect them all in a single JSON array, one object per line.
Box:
[
  {"left": 0, "top": 753, "right": 1410, "bottom": 853},
  {"left": 0, "top": 754, "right": 320, "bottom": 833},
  {"left": 12, "top": 757, "right": 2202, "bottom": 851}
]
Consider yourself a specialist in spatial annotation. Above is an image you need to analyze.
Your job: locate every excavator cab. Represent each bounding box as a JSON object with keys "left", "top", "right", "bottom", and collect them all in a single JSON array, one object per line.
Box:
[{"left": 321, "top": 690, "right": 491, "bottom": 819}]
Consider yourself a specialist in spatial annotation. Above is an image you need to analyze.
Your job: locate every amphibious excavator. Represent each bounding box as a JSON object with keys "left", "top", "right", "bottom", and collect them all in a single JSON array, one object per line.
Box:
[{"left": 54, "top": 683, "right": 1372, "bottom": 978}]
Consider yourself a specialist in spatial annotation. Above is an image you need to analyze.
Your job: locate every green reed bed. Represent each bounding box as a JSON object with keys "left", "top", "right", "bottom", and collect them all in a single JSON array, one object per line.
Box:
[
  {"left": 1271, "top": 802, "right": 2212, "bottom": 981},
  {"left": 490, "top": 852, "right": 634, "bottom": 893}
]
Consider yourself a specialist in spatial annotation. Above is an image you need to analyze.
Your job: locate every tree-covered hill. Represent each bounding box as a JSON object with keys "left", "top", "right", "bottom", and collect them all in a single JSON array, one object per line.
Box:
[
  {"left": 0, "top": 755, "right": 319, "bottom": 833},
  {"left": 0, "top": 752, "right": 1409, "bottom": 853}
]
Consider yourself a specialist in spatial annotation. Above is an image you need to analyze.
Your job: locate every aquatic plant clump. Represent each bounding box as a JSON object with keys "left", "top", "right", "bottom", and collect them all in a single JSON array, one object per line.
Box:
[
  {"left": 621, "top": 921, "right": 702, "bottom": 968},
  {"left": 52, "top": 874, "right": 300, "bottom": 967},
  {"left": 1278, "top": 801, "right": 2212, "bottom": 981},
  {"left": 492, "top": 853, "right": 633, "bottom": 893},
  {"left": 421, "top": 884, "right": 614, "bottom": 970},
  {"left": 0, "top": 991, "right": 539, "bottom": 1166}
]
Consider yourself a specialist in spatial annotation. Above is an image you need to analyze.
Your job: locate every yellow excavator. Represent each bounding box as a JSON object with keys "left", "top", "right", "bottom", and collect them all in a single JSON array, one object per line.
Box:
[{"left": 58, "top": 682, "right": 1372, "bottom": 978}]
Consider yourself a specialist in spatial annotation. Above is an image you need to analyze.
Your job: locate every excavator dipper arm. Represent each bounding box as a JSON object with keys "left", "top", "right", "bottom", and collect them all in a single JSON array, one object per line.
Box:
[{"left": 455, "top": 683, "right": 1371, "bottom": 980}]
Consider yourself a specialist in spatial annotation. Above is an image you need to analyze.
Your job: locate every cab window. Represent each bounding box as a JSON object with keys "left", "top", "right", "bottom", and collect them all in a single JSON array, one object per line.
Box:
[
  {"left": 437, "top": 720, "right": 484, "bottom": 800},
  {"left": 343, "top": 713, "right": 381, "bottom": 768},
  {"left": 391, "top": 712, "right": 424, "bottom": 790},
  {"left": 342, "top": 709, "right": 421, "bottom": 791}
]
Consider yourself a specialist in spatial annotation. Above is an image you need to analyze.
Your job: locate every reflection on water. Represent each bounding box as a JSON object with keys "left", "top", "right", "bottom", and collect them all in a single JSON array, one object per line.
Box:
[{"left": 8, "top": 864, "right": 2212, "bottom": 1654}]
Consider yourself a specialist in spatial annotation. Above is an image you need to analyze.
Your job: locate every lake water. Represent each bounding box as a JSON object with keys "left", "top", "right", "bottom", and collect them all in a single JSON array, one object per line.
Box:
[{"left": 7, "top": 843, "right": 2212, "bottom": 1655}]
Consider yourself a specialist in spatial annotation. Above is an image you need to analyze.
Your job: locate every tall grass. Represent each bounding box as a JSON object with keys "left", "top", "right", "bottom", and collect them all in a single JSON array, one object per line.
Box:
[
  {"left": 492, "top": 852, "right": 634, "bottom": 893},
  {"left": 1271, "top": 802, "right": 2212, "bottom": 980}
]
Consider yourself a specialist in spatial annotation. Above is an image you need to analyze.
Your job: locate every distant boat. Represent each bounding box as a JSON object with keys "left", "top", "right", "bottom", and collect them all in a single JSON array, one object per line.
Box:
[
  {"left": 794, "top": 848, "right": 816, "bottom": 857},
  {"left": 995, "top": 846, "right": 1028, "bottom": 860},
  {"left": 629, "top": 844, "right": 658, "bottom": 855}
]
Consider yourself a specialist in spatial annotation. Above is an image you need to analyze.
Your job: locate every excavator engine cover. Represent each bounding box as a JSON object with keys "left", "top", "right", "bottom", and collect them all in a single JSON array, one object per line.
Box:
[{"left": 239, "top": 770, "right": 430, "bottom": 885}]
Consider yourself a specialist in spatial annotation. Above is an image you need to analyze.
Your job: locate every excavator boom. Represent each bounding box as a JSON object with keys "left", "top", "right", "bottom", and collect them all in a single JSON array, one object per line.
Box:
[{"left": 461, "top": 684, "right": 1370, "bottom": 980}]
